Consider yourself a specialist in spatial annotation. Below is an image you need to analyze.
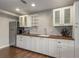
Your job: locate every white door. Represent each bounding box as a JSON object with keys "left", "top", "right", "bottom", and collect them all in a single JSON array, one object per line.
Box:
[
  {"left": 22, "top": 36, "right": 28, "bottom": 49},
  {"left": 19, "top": 16, "right": 24, "bottom": 27},
  {"left": 39, "top": 38, "right": 49, "bottom": 55},
  {"left": 16, "top": 35, "right": 23, "bottom": 48},
  {"left": 32, "top": 37, "right": 49, "bottom": 55},
  {"left": 31, "top": 37, "right": 38, "bottom": 51},
  {"left": 24, "top": 36, "right": 32, "bottom": 50},
  {"left": 62, "top": 6, "right": 72, "bottom": 26},
  {"left": 23, "top": 15, "right": 32, "bottom": 27},
  {"left": 34, "top": 37, "right": 42, "bottom": 53},
  {"left": 60, "top": 40, "right": 75, "bottom": 58},
  {"left": 53, "top": 8, "right": 62, "bottom": 26},
  {"left": 49, "top": 39, "right": 59, "bottom": 58},
  {"left": 75, "top": 44, "right": 79, "bottom": 58},
  {"left": 23, "top": 16, "right": 27, "bottom": 27},
  {"left": 73, "top": 1, "right": 79, "bottom": 57},
  {"left": 26, "top": 16, "right": 32, "bottom": 27}
]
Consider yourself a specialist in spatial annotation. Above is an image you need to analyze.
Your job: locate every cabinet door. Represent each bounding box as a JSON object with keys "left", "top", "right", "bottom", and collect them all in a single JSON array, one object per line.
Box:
[
  {"left": 32, "top": 37, "right": 42, "bottom": 53},
  {"left": 60, "top": 40, "right": 75, "bottom": 58},
  {"left": 49, "top": 39, "right": 59, "bottom": 58},
  {"left": 53, "top": 8, "right": 62, "bottom": 26},
  {"left": 39, "top": 38, "right": 49, "bottom": 55},
  {"left": 27, "top": 16, "right": 32, "bottom": 27},
  {"left": 74, "top": 40, "right": 79, "bottom": 58},
  {"left": 19, "top": 16, "right": 24, "bottom": 27},
  {"left": 31, "top": 37, "right": 49, "bottom": 55},
  {"left": 22, "top": 36, "right": 28, "bottom": 49},
  {"left": 75, "top": 45, "right": 79, "bottom": 58},
  {"left": 74, "top": 27, "right": 79, "bottom": 58},
  {"left": 24, "top": 15, "right": 32, "bottom": 27},
  {"left": 24, "top": 36, "right": 32, "bottom": 50},
  {"left": 24, "top": 16, "right": 27, "bottom": 27},
  {"left": 16, "top": 35, "right": 23, "bottom": 48},
  {"left": 63, "top": 6, "right": 72, "bottom": 26},
  {"left": 31, "top": 37, "right": 38, "bottom": 52},
  {"left": 34, "top": 37, "right": 42, "bottom": 53}
]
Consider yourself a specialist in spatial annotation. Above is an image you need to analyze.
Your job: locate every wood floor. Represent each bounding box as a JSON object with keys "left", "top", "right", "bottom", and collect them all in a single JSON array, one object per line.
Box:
[{"left": 0, "top": 46, "right": 51, "bottom": 58}]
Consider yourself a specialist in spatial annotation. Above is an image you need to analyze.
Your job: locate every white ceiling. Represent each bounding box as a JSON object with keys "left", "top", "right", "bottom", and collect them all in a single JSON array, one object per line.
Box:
[{"left": 0, "top": 0, "right": 74, "bottom": 15}]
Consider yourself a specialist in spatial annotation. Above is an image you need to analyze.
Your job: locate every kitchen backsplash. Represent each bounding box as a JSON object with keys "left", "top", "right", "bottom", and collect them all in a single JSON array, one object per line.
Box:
[{"left": 24, "top": 10, "right": 72, "bottom": 36}]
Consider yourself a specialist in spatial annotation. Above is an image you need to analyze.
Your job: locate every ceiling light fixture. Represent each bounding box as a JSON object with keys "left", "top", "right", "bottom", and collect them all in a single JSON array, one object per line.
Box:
[
  {"left": 16, "top": 8, "right": 20, "bottom": 11},
  {"left": 31, "top": 3, "right": 36, "bottom": 7}
]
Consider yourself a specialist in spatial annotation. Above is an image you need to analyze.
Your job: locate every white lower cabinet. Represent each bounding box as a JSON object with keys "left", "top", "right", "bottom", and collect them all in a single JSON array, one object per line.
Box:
[
  {"left": 17, "top": 35, "right": 24, "bottom": 48},
  {"left": 75, "top": 46, "right": 79, "bottom": 58},
  {"left": 17, "top": 35, "right": 75, "bottom": 58},
  {"left": 49, "top": 39, "right": 75, "bottom": 58},
  {"left": 74, "top": 40, "right": 79, "bottom": 58},
  {"left": 38, "top": 38, "right": 49, "bottom": 55},
  {"left": 60, "top": 40, "right": 74, "bottom": 58},
  {"left": 32, "top": 37, "right": 42, "bottom": 53},
  {"left": 48, "top": 39, "right": 59, "bottom": 57},
  {"left": 21, "top": 36, "right": 28, "bottom": 49},
  {"left": 24, "top": 36, "right": 32, "bottom": 50},
  {"left": 31, "top": 37, "right": 49, "bottom": 55},
  {"left": 31, "top": 37, "right": 40, "bottom": 52},
  {"left": 17, "top": 35, "right": 32, "bottom": 50}
]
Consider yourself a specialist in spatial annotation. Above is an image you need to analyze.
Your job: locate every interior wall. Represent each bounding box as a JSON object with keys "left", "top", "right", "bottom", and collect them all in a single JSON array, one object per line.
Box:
[
  {"left": 29, "top": 10, "right": 72, "bottom": 35},
  {"left": 0, "top": 12, "right": 17, "bottom": 48}
]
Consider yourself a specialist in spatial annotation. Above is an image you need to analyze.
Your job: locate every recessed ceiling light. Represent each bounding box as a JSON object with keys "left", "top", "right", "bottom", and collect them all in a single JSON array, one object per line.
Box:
[
  {"left": 31, "top": 3, "right": 36, "bottom": 7},
  {"left": 16, "top": 8, "right": 20, "bottom": 11}
]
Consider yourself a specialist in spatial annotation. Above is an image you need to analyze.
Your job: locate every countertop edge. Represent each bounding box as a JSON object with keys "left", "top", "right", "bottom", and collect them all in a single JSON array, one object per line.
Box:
[{"left": 17, "top": 34, "right": 74, "bottom": 40}]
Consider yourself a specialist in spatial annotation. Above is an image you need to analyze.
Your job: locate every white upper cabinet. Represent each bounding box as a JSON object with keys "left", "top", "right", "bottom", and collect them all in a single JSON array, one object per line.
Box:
[
  {"left": 19, "top": 16, "right": 24, "bottom": 27},
  {"left": 62, "top": 6, "right": 73, "bottom": 26},
  {"left": 19, "top": 15, "right": 32, "bottom": 27},
  {"left": 53, "top": 8, "right": 62, "bottom": 26},
  {"left": 53, "top": 6, "right": 73, "bottom": 26}
]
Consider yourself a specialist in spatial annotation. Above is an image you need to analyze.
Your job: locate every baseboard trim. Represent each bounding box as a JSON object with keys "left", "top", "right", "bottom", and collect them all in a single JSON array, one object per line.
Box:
[
  {"left": 13, "top": 46, "right": 55, "bottom": 58},
  {"left": 0, "top": 44, "right": 10, "bottom": 49}
]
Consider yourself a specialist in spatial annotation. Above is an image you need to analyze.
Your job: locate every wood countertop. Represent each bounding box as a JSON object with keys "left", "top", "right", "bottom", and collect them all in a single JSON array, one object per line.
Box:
[{"left": 18, "top": 34, "right": 74, "bottom": 40}]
